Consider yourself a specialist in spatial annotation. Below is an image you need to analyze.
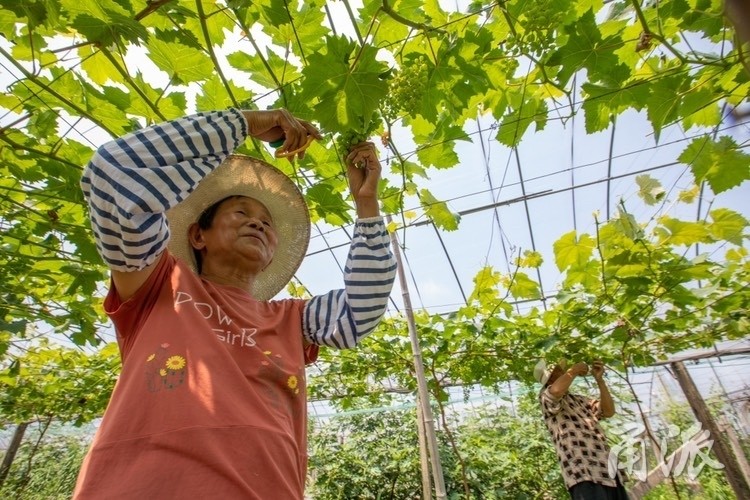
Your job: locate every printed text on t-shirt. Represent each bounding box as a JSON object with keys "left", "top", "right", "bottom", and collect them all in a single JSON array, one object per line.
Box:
[{"left": 175, "top": 291, "right": 258, "bottom": 348}]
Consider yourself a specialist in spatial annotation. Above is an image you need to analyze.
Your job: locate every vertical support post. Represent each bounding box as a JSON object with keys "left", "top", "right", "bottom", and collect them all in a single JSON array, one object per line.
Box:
[
  {"left": 416, "top": 396, "right": 433, "bottom": 500},
  {"left": 387, "top": 217, "right": 447, "bottom": 499},
  {"left": 718, "top": 415, "right": 750, "bottom": 489},
  {"left": 671, "top": 361, "right": 750, "bottom": 498},
  {"left": 0, "top": 422, "right": 29, "bottom": 488}
]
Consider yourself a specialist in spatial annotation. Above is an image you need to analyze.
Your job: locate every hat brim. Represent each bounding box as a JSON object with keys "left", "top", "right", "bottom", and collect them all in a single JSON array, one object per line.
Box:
[
  {"left": 533, "top": 360, "right": 551, "bottom": 385},
  {"left": 166, "top": 155, "right": 310, "bottom": 301}
]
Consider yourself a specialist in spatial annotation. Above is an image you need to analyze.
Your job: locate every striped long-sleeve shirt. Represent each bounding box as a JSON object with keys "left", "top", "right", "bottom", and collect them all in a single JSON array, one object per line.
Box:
[{"left": 81, "top": 109, "right": 396, "bottom": 349}]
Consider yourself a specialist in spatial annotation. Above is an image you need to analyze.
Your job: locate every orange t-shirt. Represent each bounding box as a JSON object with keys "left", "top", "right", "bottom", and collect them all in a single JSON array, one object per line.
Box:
[{"left": 74, "top": 252, "right": 319, "bottom": 499}]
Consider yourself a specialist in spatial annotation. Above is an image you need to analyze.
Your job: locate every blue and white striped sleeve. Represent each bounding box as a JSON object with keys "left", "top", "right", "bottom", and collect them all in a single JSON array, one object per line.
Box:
[
  {"left": 302, "top": 217, "right": 397, "bottom": 349},
  {"left": 80, "top": 109, "right": 248, "bottom": 270}
]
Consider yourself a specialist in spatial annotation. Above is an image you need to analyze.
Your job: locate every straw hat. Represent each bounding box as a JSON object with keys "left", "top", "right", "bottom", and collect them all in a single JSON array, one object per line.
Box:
[
  {"left": 166, "top": 155, "right": 310, "bottom": 300},
  {"left": 533, "top": 360, "right": 552, "bottom": 385},
  {"left": 533, "top": 358, "right": 568, "bottom": 386}
]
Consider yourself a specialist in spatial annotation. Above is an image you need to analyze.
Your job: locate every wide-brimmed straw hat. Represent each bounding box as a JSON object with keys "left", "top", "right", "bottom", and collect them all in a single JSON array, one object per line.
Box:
[
  {"left": 533, "top": 360, "right": 552, "bottom": 385},
  {"left": 166, "top": 155, "right": 310, "bottom": 301},
  {"left": 533, "top": 359, "right": 568, "bottom": 386}
]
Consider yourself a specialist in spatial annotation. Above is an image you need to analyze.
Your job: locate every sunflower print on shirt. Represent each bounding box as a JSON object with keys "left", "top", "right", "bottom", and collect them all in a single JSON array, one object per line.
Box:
[
  {"left": 145, "top": 343, "right": 188, "bottom": 392},
  {"left": 258, "top": 350, "right": 304, "bottom": 419}
]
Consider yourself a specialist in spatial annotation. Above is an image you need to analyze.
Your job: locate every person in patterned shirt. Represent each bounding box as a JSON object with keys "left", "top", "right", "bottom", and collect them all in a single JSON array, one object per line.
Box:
[
  {"left": 535, "top": 359, "right": 629, "bottom": 500},
  {"left": 74, "top": 108, "right": 397, "bottom": 499}
]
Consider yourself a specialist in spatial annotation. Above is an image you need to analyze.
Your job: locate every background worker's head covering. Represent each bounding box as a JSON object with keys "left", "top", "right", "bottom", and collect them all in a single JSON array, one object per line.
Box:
[
  {"left": 167, "top": 155, "right": 310, "bottom": 300},
  {"left": 533, "top": 358, "right": 568, "bottom": 386}
]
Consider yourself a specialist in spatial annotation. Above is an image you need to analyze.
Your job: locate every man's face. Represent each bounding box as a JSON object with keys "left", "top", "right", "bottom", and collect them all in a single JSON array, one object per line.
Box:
[{"left": 190, "top": 196, "right": 278, "bottom": 272}]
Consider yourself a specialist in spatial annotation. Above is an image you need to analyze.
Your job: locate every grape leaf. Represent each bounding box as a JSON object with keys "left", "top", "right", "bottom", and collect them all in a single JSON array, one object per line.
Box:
[
  {"left": 497, "top": 96, "right": 548, "bottom": 147},
  {"left": 656, "top": 217, "right": 713, "bottom": 245},
  {"left": 306, "top": 183, "right": 353, "bottom": 226},
  {"left": 147, "top": 38, "right": 214, "bottom": 84},
  {"left": 227, "top": 50, "right": 302, "bottom": 90},
  {"left": 419, "top": 189, "right": 460, "bottom": 231},
  {"left": 646, "top": 73, "right": 689, "bottom": 141},
  {"left": 678, "top": 136, "right": 750, "bottom": 194},
  {"left": 581, "top": 81, "right": 649, "bottom": 133},
  {"left": 678, "top": 185, "right": 700, "bottom": 203},
  {"left": 507, "top": 272, "right": 541, "bottom": 300},
  {"left": 635, "top": 175, "right": 666, "bottom": 205},
  {"left": 546, "top": 9, "right": 629, "bottom": 87},
  {"left": 260, "top": 0, "right": 327, "bottom": 52},
  {"left": 708, "top": 208, "right": 748, "bottom": 246},
  {"left": 300, "top": 35, "right": 389, "bottom": 134},
  {"left": 553, "top": 231, "right": 595, "bottom": 271},
  {"left": 196, "top": 75, "right": 254, "bottom": 112},
  {"left": 517, "top": 250, "right": 544, "bottom": 268},
  {"left": 681, "top": 86, "right": 721, "bottom": 129}
]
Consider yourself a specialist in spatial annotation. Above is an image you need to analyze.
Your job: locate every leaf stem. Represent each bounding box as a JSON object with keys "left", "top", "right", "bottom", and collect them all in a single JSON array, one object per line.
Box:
[
  {"left": 350, "top": 8, "right": 383, "bottom": 71},
  {"left": 233, "top": 13, "right": 285, "bottom": 104},
  {"left": 342, "top": 0, "right": 364, "bottom": 44},
  {"left": 628, "top": 0, "right": 726, "bottom": 67},
  {"left": 381, "top": 0, "right": 447, "bottom": 36},
  {"left": 383, "top": 132, "right": 408, "bottom": 219},
  {"left": 196, "top": 0, "right": 237, "bottom": 108},
  {"left": 0, "top": 135, "right": 82, "bottom": 171},
  {"left": 50, "top": 41, "right": 96, "bottom": 54},
  {"left": 0, "top": 113, "right": 32, "bottom": 132},
  {"left": 134, "top": 0, "right": 174, "bottom": 21},
  {"left": 282, "top": 0, "right": 307, "bottom": 65},
  {"left": 593, "top": 217, "right": 640, "bottom": 340},
  {"left": 0, "top": 47, "right": 115, "bottom": 136},
  {"left": 98, "top": 47, "right": 166, "bottom": 122}
]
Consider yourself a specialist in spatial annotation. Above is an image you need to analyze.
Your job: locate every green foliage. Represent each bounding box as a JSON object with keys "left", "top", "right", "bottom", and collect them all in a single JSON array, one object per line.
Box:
[
  {"left": 310, "top": 204, "right": 748, "bottom": 400},
  {"left": 301, "top": 34, "right": 390, "bottom": 149},
  {"left": 308, "top": 407, "right": 425, "bottom": 499},
  {"left": 0, "top": 431, "right": 88, "bottom": 500},
  {"left": 446, "top": 392, "right": 568, "bottom": 498},
  {"left": 644, "top": 467, "right": 734, "bottom": 500},
  {"left": 640, "top": 399, "right": 736, "bottom": 499},
  {"left": 307, "top": 392, "right": 567, "bottom": 499},
  {"left": 678, "top": 136, "right": 750, "bottom": 194},
  {"left": 0, "top": 342, "right": 119, "bottom": 426},
  {"left": 636, "top": 175, "right": 666, "bottom": 205}
]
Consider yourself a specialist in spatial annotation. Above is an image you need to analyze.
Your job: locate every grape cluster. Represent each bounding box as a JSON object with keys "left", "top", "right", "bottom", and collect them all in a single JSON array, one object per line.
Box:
[
  {"left": 509, "top": 0, "right": 567, "bottom": 56},
  {"left": 335, "top": 129, "right": 370, "bottom": 158},
  {"left": 497, "top": 57, "right": 520, "bottom": 79},
  {"left": 382, "top": 56, "right": 429, "bottom": 121}
]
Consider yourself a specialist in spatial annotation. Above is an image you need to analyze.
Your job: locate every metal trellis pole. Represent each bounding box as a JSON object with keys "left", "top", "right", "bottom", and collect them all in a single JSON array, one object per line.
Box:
[{"left": 387, "top": 216, "right": 447, "bottom": 500}]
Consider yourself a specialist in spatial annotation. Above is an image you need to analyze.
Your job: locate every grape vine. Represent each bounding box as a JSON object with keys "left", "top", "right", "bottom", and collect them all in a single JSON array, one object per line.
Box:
[{"left": 336, "top": 56, "right": 429, "bottom": 158}]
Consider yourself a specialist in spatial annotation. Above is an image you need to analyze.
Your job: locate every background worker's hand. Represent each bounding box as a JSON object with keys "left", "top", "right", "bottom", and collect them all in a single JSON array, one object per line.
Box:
[
  {"left": 591, "top": 360, "right": 605, "bottom": 380},
  {"left": 345, "top": 141, "right": 382, "bottom": 218},
  {"left": 242, "top": 109, "right": 321, "bottom": 160},
  {"left": 569, "top": 362, "right": 589, "bottom": 377}
]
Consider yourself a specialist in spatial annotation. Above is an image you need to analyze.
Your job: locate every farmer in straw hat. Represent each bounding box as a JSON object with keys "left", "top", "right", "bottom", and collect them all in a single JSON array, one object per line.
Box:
[
  {"left": 534, "top": 359, "right": 629, "bottom": 500},
  {"left": 74, "top": 108, "right": 396, "bottom": 498}
]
